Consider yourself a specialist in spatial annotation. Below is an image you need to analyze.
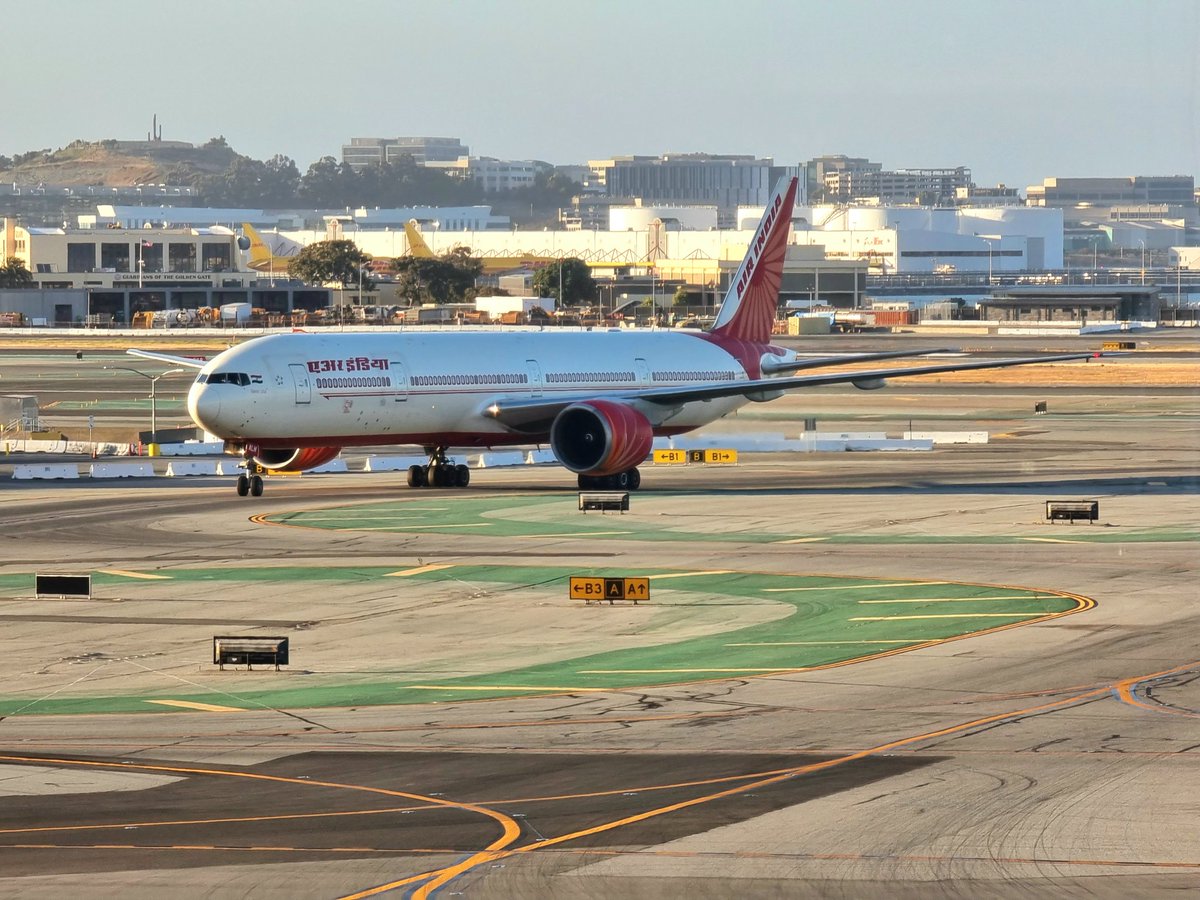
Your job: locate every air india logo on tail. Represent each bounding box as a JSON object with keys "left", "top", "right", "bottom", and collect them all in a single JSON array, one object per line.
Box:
[
  {"left": 735, "top": 191, "right": 783, "bottom": 301},
  {"left": 710, "top": 177, "right": 797, "bottom": 346}
]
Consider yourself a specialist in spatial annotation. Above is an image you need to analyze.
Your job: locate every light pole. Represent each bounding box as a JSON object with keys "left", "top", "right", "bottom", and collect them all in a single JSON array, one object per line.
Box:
[
  {"left": 104, "top": 366, "right": 188, "bottom": 443},
  {"left": 1138, "top": 239, "right": 1146, "bottom": 285},
  {"left": 974, "top": 233, "right": 996, "bottom": 284}
]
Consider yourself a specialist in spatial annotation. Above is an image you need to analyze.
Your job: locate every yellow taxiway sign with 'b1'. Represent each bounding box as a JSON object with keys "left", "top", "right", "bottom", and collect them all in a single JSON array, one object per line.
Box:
[
  {"left": 570, "top": 576, "right": 651, "bottom": 604},
  {"left": 653, "top": 448, "right": 738, "bottom": 465}
]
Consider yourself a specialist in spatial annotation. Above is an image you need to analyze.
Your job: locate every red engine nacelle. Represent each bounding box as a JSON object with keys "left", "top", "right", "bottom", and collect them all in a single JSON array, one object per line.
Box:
[
  {"left": 251, "top": 446, "right": 343, "bottom": 472},
  {"left": 550, "top": 400, "right": 652, "bottom": 476}
]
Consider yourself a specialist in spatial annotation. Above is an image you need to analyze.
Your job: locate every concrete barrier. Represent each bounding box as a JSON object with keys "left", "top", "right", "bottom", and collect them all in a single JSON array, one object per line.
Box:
[
  {"left": 904, "top": 431, "right": 989, "bottom": 445},
  {"left": 216, "top": 460, "right": 243, "bottom": 476},
  {"left": 8, "top": 439, "right": 70, "bottom": 454},
  {"left": 525, "top": 449, "right": 558, "bottom": 466},
  {"left": 474, "top": 451, "right": 527, "bottom": 469},
  {"left": 158, "top": 441, "right": 224, "bottom": 456},
  {"left": 13, "top": 463, "right": 79, "bottom": 480},
  {"left": 310, "top": 459, "right": 349, "bottom": 473},
  {"left": 363, "top": 455, "right": 426, "bottom": 472},
  {"left": 801, "top": 431, "right": 889, "bottom": 441},
  {"left": 165, "top": 460, "right": 219, "bottom": 477},
  {"left": 846, "top": 438, "right": 933, "bottom": 452},
  {"left": 90, "top": 461, "right": 156, "bottom": 479}
]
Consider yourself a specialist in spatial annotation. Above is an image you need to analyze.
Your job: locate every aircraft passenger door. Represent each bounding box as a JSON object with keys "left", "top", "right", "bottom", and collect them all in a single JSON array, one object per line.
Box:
[
  {"left": 526, "top": 359, "right": 544, "bottom": 398},
  {"left": 389, "top": 360, "right": 409, "bottom": 401},
  {"left": 288, "top": 364, "right": 311, "bottom": 404},
  {"left": 634, "top": 357, "right": 651, "bottom": 387}
]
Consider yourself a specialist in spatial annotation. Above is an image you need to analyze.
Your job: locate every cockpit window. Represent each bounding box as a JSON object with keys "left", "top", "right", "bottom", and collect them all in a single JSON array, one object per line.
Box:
[{"left": 206, "top": 372, "right": 250, "bottom": 386}]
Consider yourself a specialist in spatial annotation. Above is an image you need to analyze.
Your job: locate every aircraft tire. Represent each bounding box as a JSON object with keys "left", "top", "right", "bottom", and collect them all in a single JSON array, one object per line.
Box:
[
  {"left": 236, "top": 474, "right": 249, "bottom": 497},
  {"left": 612, "top": 470, "right": 630, "bottom": 490},
  {"left": 407, "top": 464, "right": 426, "bottom": 488},
  {"left": 455, "top": 464, "right": 471, "bottom": 487},
  {"left": 250, "top": 475, "right": 264, "bottom": 497},
  {"left": 627, "top": 467, "right": 641, "bottom": 490}
]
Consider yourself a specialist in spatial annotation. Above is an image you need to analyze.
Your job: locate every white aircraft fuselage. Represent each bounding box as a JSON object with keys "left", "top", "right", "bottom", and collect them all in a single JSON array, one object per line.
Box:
[{"left": 187, "top": 329, "right": 774, "bottom": 449}]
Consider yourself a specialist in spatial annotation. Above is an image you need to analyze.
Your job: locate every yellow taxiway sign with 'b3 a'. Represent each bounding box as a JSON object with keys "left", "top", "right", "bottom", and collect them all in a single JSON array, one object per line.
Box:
[{"left": 570, "top": 576, "right": 651, "bottom": 604}]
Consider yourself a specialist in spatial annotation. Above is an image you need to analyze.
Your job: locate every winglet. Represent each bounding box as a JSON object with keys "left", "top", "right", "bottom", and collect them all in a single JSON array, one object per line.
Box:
[
  {"left": 710, "top": 176, "right": 798, "bottom": 345},
  {"left": 405, "top": 220, "right": 435, "bottom": 258}
]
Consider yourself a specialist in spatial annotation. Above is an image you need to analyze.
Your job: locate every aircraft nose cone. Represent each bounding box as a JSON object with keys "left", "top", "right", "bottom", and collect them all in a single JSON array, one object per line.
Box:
[{"left": 187, "top": 383, "right": 222, "bottom": 433}]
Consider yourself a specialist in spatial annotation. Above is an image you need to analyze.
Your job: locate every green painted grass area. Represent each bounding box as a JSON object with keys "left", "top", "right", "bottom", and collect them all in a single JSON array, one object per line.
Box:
[
  {"left": 0, "top": 565, "right": 1083, "bottom": 716},
  {"left": 49, "top": 399, "right": 186, "bottom": 411},
  {"left": 264, "top": 496, "right": 1199, "bottom": 545}
]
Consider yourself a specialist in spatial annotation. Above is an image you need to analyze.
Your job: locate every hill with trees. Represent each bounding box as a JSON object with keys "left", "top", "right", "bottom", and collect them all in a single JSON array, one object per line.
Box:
[{"left": 0, "top": 138, "right": 580, "bottom": 226}]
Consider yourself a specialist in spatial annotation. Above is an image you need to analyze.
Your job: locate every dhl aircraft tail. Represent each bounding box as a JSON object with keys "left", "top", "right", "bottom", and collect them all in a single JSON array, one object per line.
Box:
[
  {"left": 404, "top": 220, "right": 436, "bottom": 259},
  {"left": 710, "top": 176, "right": 798, "bottom": 345},
  {"left": 241, "top": 223, "right": 275, "bottom": 268}
]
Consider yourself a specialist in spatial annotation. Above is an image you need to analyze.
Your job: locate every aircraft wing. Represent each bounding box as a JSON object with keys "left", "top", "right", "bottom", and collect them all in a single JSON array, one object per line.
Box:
[
  {"left": 760, "top": 347, "right": 953, "bottom": 375},
  {"left": 483, "top": 351, "right": 1103, "bottom": 433},
  {"left": 126, "top": 349, "right": 208, "bottom": 369}
]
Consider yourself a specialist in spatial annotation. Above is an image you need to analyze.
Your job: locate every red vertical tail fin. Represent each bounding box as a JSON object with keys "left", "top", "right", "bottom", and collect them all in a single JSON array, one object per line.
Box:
[{"left": 710, "top": 176, "right": 797, "bottom": 345}]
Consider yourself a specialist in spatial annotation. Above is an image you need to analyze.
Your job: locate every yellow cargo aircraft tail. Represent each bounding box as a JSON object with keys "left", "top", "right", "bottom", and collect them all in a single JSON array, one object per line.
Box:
[
  {"left": 241, "top": 223, "right": 295, "bottom": 272},
  {"left": 404, "top": 219, "right": 436, "bottom": 259}
]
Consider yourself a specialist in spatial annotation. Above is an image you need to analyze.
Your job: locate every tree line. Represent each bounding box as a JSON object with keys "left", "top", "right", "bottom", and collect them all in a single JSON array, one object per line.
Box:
[{"left": 291, "top": 241, "right": 597, "bottom": 306}]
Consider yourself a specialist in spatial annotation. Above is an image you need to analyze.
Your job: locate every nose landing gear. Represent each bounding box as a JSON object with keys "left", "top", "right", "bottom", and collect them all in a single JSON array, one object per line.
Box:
[
  {"left": 235, "top": 472, "right": 264, "bottom": 497},
  {"left": 235, "top": 451, "right": 266, "bottom": 497}
]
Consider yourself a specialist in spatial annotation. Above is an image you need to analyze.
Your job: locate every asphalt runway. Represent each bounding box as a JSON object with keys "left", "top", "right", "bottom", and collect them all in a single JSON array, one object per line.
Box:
[{"left": 0, "top": 335, "right": 1197, "bottom": 898}]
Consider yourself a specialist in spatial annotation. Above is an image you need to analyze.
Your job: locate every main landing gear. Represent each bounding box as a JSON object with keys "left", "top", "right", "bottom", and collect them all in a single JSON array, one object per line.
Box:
[
  {"left": 578, "top": 468, "right": 641, "bottom": 491},
  {"left": 406, "top": 447, "right": 470, "bottom": 489}
]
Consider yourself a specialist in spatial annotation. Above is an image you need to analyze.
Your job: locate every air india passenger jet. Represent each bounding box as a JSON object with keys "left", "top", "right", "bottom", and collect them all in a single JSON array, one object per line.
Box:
[{"left": 132, "top": 177, "right": 1102, "bottom": 497}]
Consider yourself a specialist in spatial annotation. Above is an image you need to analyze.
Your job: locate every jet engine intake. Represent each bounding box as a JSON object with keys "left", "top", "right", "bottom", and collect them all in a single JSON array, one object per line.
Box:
[
  {"left": 251, "top": 446, "right": 343, "bottom": 472},
  {"left": 550, "top": 400, "right": 652, "bottom": 476}
]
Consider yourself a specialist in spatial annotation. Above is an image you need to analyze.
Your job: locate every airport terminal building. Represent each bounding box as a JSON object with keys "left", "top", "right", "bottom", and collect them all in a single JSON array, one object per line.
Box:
[{"left": 0, "top": 219, "right": 327, "bottom": 325}]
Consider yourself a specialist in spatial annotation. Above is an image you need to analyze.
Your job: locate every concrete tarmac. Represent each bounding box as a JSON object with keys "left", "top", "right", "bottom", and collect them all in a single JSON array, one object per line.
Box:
[{"left": 0, "top": 339, "right": 1196, "bottom": 898}]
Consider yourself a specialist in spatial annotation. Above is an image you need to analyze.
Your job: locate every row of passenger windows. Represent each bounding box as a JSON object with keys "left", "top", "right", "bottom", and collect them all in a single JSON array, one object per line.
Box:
[
  {"left": 652, "top": 370, "right": 736, "bottom": 382},
  {"left": 317, "top": 376, "right": 392, "bottom": 389},
  {"left": 410, "top": 374, "right": 528, "bottom": 388},
  {"left": 412, "top": 373, "right": 528, "bottom": 387},
  {"left": 547, "top": 371, "right": 634, "bottom": 384}
]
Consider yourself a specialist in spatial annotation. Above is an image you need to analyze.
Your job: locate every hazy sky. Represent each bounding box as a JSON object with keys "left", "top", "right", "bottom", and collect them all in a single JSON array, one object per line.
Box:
[{"left": 6, "top": 0, "right": 1198, "bottom": 189}]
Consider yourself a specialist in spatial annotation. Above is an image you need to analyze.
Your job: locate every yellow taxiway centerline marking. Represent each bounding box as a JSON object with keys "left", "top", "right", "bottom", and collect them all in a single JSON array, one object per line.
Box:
[
  {"left": 647, "top": 570, "right": 734, "bottom": 580},
  {"left": 385, "top": 564, "right": 456, "bottom": 578},
  {"left": 97, "top": 569, "right": 172, "bottom": 580},
  {"left": 773, "top": 537, "right": 828, "bottom": 544},
  {"left": 146, "top": 700, "right": 243, "bottom": 712},
  {"left": 580, "top": 668, "right": 802, "bottom": 674},
  {"left": 851, "top": 613, "right": 1043, "bottom": 621},
  {"left": 726, "top": 640, "right": 920, "bottom": 646},
  {"left": 762, "top": 581, "right": 948, "bottom": 593},
  {"left": 856, "top": 595, "right": 1046, "bottom": 604},
  {"left": 403, "top": 685, "right": 605, "bottom": 693},
  {"left": 1023, "top": 537, "right": 1086, "bottom": 544}
]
